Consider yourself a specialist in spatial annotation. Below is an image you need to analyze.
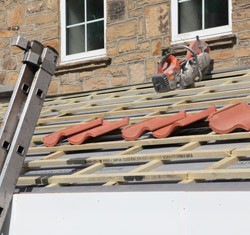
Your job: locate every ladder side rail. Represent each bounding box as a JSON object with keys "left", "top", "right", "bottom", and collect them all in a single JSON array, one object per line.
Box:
[
  {"left": 0, "top": 46, "right": 58, "bottom": 231},
  {"left": 0, "top": 37, "right": 44, "bottom": 172}
]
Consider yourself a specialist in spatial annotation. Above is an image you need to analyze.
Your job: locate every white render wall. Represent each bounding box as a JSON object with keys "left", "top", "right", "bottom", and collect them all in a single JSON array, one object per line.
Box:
[{"left": 3, "top": 191, "right": 250, "bottom": 235}]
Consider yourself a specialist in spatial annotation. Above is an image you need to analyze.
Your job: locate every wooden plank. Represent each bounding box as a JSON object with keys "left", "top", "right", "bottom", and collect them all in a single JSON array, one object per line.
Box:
[
  {"left": 28, "top": 132, "right": 250, "bottom": 154},
  {"left": 189, "top": 169, "right": 250, "bottom": 180},
  {"left": 17, "top": 171, "right": 188, "bottom": 185},
  {"left": 41, "top": 151, "right": 65, "bottom": 160},
  {"left": 23, "top": 149, "right": 231, "bottom": 169}
]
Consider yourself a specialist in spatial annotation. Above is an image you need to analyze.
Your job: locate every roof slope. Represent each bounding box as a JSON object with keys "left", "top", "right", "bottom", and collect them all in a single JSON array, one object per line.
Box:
[{"left": 10, "top": 68, "right": 250, "bottom": 189}]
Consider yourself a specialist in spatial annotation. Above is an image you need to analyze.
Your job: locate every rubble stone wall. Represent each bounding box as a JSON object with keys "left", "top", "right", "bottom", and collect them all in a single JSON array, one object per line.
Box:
[{"left": 0, "top": 0, "right": 249, "bottom": 94}]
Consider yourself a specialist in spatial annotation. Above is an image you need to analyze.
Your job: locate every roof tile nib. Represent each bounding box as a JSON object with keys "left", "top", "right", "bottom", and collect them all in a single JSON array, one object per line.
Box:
[
  {"left": 68, "top": 117, "right": 130, "bottom": 145},
  {"left": 153, "top": 106, "right": 217, "bottom": 138},
  {"left": 209, "top": 102, "right": 250, "bottom": 134},
  {"left": 122, "top": 111, "right": 186, "bottom": 141},
  {"left": 43, "top": 118, "right": 103, "bottom": 147}
]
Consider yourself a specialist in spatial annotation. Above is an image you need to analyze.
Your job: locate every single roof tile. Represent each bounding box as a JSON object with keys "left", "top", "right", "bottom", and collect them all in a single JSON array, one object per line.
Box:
[
  {"left": 209, "top": 102, "right": 250, "bottom": 134},
  {"left": 153, "top": 106, "right": 217, "bottom": 138},
  {"left": 122, "top": 111, "right": 186, "bottom": 141},
  {"left": 43, "top": 118, "right": 103, "bottom": 147},
  {"left": 68, "top": 117, "right": 129, "bottom": 145}
]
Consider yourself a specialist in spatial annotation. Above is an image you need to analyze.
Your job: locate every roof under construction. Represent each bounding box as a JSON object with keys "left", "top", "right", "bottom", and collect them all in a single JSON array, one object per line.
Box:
[{"left": 3, "top": 68, "right": 250, "bottom": 191}]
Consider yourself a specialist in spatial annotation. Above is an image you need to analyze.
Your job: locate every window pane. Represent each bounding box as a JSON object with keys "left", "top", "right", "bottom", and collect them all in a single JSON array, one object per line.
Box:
[
  {"left": 66, "top": 25, "right": 85, "bottom": 55},
  {"left": 178, "top": 0, "right": 202, "bottom": 34},
  {"left": 87, "top": 21, "right": 104, "bottom": 51},
  {"left": 87, "top": 0, "right": 104, "bottom": 21},
  {"left": 66, "top": 0, "right": 85, "bottom": 25},
  {"left": 205, "top": 0, "right": 228, "bottom": 29}
]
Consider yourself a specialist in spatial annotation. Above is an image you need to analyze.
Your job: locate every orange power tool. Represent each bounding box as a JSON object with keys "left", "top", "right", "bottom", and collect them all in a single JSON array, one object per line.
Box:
[{"left": 152, "top": 36, "right": 211, "bottom": 93}]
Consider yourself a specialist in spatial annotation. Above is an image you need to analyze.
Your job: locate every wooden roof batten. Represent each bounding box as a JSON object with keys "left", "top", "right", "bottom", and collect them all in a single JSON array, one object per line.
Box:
[{"left": 12, "top": 68, "right": 250, "bottom": 189}]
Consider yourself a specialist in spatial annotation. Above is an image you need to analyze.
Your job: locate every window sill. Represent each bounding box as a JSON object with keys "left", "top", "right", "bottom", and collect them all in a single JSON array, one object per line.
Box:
[
  {"left": 170, "top": 34, "right": 236, "bottom": 48},
  {"left": 55, "top": 57, "right": 112, "bottom": 76},
  {"left": 164, "top": 34, "right": 236, "bottom": 55}
]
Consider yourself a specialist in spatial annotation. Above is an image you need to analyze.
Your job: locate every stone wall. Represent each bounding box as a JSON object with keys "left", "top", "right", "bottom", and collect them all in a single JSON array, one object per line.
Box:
[
  {"left": 0, "top": 0, "right": 249, "bottom": 95},
  {"left": 0, "top": 0, "right": 59, "bottom": 93}
]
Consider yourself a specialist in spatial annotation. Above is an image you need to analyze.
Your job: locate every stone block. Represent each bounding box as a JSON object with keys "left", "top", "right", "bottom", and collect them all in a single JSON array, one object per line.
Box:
[
  {"left": 128, "top": 8, "right": 142, "bottom": 18},
  {"left": 139, "top": 41, "right": 150, "bottom": 50},
  {"left": 0, "top": 39, "right": 9, "bottom": 48},
  {"left": 128, "top": 62, "right": 145, "bottom": 84},
  {"left": 2, "top": 57, "right": 16, "bottom": 70},
  {"left": 235, "top": 47, "right": 250, "bottom": 58},
  {"left": 48, "top": 80, "right": 59, "bottom": 94},
  {"left": 84, "top": 76, "right": 110, "bottom": 91},
  {"left": 6, "top": 72, "right": 18, "bottom": 86},
  {"left": 137, "top": 0, "right": 167, "bottom": 8},
  {"left": 0, "top": 72, "right": 6, "bottom": 85},
  {"left": 94, "top": 68, "right": 112, "bottom": 76},
  {"left": 0, "top": 30, "right": 15, "bottom": 38},
  {"left": 233, "top": 8, "right": 250, "bottom": 20},
  {"left": 138, "top": 17, "right": 144, "bottom": 36},
  {"left": 108, "top": 0, "right": 126, "bottom": 22},
  {"left": 113, "top": 51, "right": 151, "bottom": 63},
  {"left": 107, "top": 20, "right": 137, "bottom": 41},
  {"left": 79, "top": 70, "right": 95, "bottom": 79},
  {"left": 35, "top": 12, "right": 58, "bottom": 26},
  {"left": 210, "top": 49, "right": 234, "bottom": 60},
  {"left": 111, "top": 76, "right": 129, "bottom": 87},
  {"left": 144, "top": 3, "right": 169, "bottom": 38},
  {"left": 107, "top": 45, "right": 117, "bottom": 56},
  {"left": 60, "top": 84, "right": 83, "bottom": 94},
  {"left": 7, "top": 4, "right": 25, "bottom": 27},
  {"left": 27, "top": 1, "right": 44, "bottom": 13},
  {"left": 238, "top": 40, "right": 250, "bottom": 47},
  {"left": 239, "top": 32, "right": 250, "bottom": 40},
  {"left": 233, "top": 21, "right": 250, "bottom": 32},
  {"left": 109, "top": 65, "right": 127, "bottom": 76},
  {"left": 128, "top": 1, "right": 134, "bottom": 10},
  {"left": 152, "top": 39, "right": 162, "bottom": 56},
  {"left": 47, "top": 0, "right": 59, "bottom": 10},
  {"left": 146, "top": 59, "right": 157, "bottom": 77},
  {"left": 213, "top": 59, "right": 238, "bottom": 70},
  {"left": 234, "top": 0, "right": 250, "bottom": 6},
  {"left": 118, "top": 38, "right": 137, "bottom": 53},
  {"left": 44, "top": 27, "right": 59, "bottom": 39},
  {"left": 26, "top": 16, "right": 34, "bottom": 25}
]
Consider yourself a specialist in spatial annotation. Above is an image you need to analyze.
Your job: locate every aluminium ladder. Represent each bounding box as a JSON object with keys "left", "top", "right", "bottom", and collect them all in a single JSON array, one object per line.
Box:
[{"left": 0, "top": 36, "right": 58, "bottom": 231}]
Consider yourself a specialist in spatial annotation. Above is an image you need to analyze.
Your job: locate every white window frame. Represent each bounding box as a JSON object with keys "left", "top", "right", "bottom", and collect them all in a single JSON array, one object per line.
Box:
[
  {"left": 60, "top": 0, "right": 106, "bottom": 64},
  {"left": 171, "top": 0, "right": 232, "bottom": 43}
]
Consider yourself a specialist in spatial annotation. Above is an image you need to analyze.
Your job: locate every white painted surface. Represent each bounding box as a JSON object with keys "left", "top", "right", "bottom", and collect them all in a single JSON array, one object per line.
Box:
[{"left": 4, "top": 191, "right": 250, "bottom": 235}]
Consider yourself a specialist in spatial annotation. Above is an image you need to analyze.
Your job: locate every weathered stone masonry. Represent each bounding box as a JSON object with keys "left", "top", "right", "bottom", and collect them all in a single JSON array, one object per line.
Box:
[{"left": 0, "top": 0, "right": 249, "bottom": 95}]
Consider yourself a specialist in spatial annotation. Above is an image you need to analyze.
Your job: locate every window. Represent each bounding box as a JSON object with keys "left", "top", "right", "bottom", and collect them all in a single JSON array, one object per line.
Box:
[
  {"left": 60, "top": 0, "right": 106, "bottom": 63},
  {"left": 171, "top": 0, "right": 232, "bottom": 43}
]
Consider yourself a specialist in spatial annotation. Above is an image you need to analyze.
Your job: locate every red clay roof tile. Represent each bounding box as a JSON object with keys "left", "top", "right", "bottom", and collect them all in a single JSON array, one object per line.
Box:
[
  {"left": 43, "top": 118, "right": 103, "bottom": 147},
  {"left": 153, "top": 106, "right": 217, "bottom": 138},
  {"left": 122, "top": 111, "right": 186, "bottom": 141},
  {"left": 209, "top": 102, "right": 250, "bottom": 134},
  {"left": 68, "top": 117, "right": 129, "bottom": 145}
]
